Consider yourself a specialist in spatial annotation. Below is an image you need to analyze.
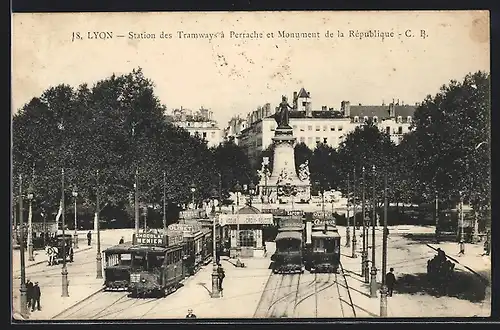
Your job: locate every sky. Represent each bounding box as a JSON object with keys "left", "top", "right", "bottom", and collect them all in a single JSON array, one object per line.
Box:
[{"left": 12, "top": 11, "right": 489, "bottom": 128}]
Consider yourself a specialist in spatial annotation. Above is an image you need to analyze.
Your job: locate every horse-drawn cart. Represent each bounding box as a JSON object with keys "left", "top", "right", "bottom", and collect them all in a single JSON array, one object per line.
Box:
[{"left": 45, "top": 233, "right": 74, "bottom": 266}]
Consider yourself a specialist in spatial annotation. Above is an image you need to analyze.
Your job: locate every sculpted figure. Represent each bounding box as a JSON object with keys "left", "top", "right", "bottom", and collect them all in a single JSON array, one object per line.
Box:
[
  {"left": 276, "top": 95, "right": 292, "bottom": 128},
  {"left": 298, "top": 160, "right": 310, "bottom": 181}
]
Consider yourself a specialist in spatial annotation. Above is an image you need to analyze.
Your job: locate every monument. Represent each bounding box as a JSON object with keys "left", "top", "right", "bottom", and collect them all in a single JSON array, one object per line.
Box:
[{"left": 258, "top": 96, "right": 311, "bottom": 204}]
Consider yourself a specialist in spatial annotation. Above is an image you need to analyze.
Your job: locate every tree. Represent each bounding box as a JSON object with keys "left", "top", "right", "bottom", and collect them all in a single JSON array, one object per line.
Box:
[
  {"left": 212, "top": 141, "right": 256, "bottom": 199},
  {"left": 336, "top": 120, "right": 397, "bottom": 204},
  {"left": 409, "top": 71, "right": 491, "bottom": 211}
]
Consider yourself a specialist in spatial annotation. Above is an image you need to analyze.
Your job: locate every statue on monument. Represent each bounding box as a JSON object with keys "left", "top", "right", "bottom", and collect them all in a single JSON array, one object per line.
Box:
[
  {"left": 276, "top": 95, "right": 292, "bottom": 128},
  {"left": 298, "top": 160, "right": 310, "bottom": 181}
]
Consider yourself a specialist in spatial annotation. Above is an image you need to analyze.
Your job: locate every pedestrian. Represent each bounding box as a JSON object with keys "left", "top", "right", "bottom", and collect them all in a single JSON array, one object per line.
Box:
[
  {"left": 185, "top": 308, "right": 197, "bottom": 318},
  {"left": 31, "top": 282, "right": 41, "bottom": 311},
  {"left": 385, "top": 268, "right": 396, "bottom": 297},
  {"left": 26, "top": 279, "right": 33, "bottom": 309},
  {"left": 384, "top": 226, "right": 390, "bottom": 238},
  {"left": 119, "top": 236, "right": 124, "bottom": 244},
  {"left": 87, "top": 231, "right": 92, "bottom": 246},
  {"left": 483, "top": 232, "right": 490, "bottom": 256},
  {"left": 69, "top": 245, "right": 74, "bottom": 262},
  {"left": 217, "top": 263, "right": 225, "bottom": 295},
  {"left": 458, "top": 239, "right": 465, "bottom": 256}
]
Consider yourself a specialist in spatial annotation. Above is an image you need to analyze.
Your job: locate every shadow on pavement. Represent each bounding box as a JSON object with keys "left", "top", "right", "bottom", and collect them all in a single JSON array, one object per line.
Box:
[
  {"left": 403, "top": 233, "right": 457, "bottom": 244},
  {"left": 396, "top": 269, "right": 487, "bottom": 303}
]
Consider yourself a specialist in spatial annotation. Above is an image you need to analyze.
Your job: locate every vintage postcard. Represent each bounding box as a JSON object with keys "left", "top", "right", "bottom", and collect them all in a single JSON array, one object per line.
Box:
[{"left": 11, "top": 11, "right": 491, "bottom": 321}]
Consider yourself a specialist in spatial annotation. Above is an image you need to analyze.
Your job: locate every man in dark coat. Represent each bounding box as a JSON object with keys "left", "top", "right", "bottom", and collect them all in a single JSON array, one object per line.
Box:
[
  {"left": 217, "top": 264, "right": 225, "bottom": 295},
  {"left": 31, "top": 282, "right": 41, "bottom": 311},
  {"left": 385, "top": 268, "right": 396, "bottom": 297},
  {"left": 185, "top": 309, "right": 197, "bottom": 318},
  {"left": 119, "top": 236, "right": 124, "bottom": 244},
  {"left": 26, "top": 279, "right": 33, "bottom": 309},
  {"left": 87, "top": 231, "right": 92, "bottom": 246}
]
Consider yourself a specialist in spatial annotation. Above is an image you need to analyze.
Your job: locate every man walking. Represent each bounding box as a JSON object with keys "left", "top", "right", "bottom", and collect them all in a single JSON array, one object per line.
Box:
[
  {"left": 119, "top": 236, "right": 125, "bottom": 244},
  {"left": 385, "top": 268, "right": 396, "bottom": 297},
  {"left": 31, "top": 282, "right": 41, "bottom": 311},
  {"left": 26, "top": 279, "right": 33, "bottom": 309},
  {"left": 87, "top": 231, "right": 92, "bottom": 246},
  {"left": 217, "top": 264, "right": 225, "bottom": 296}
]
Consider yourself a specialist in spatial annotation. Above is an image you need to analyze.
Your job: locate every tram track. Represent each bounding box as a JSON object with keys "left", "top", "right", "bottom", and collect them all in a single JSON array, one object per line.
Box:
[{"left": 255, "top": 262, "right": 358, "bottom": 318}]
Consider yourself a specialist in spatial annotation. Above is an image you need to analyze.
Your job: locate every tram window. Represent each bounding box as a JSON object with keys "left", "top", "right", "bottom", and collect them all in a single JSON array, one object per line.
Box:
[
  {"left": 148, "top": 253, "right": 164, "bottom": 270},
  {"left": 324, "top": 239, "right": 335, "bottom": 253}
]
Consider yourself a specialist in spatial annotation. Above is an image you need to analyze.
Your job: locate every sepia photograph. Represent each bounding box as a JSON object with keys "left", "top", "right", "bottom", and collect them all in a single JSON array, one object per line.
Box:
[{"left": 11, "top": 10, "right": 491, "bottom": 321}]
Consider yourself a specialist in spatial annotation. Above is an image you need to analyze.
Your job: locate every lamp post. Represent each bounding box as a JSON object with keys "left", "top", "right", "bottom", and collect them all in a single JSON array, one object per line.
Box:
[
  {"left": 210, "top": 188, "right": 220, "bottom": 298},
  {"left": 370, "top": 165, "right": 378, "bottom": 298},
  {"left": 27, "top": 189, "right": 34, "bottom": 261},
  {"left": 72, "top": 186, "right": 79, "bottom": 249},
  {"left": 18, "top": 174, "right": 28, "bottom": 317},
  {"left": 380, "top": 172, "right": 388, "bottom": 317},
  {"left": 361, "top": 166, "right": 368, "bottom": 281},
  {"left": 61, "top": 168, "right": 69, "bottom": 297},
  {"left": 190, "top": 182, "right": 197, "bottom": 210},
  {"left": 346, "top": 174, "right": 351, "bottom": 247},
  {"left": 163, "top": 171, "right": 167, "bottom": 231},
  {"left": 459, "top": 193, "right": 465, "bottom": 255},
  {"left": 96, "top": 170, "right": 102, "bottom": 279},
  {"left": 134, "top": 168, "right": 139, "bottom": 236},
  {"left": 352, "top": 169, "right": 357, "bottom": 258},
  {"left": 233, "top": 182, "right": 242, "bottom": 257},
  {"left": 435, "top": 189, "right": 439, "bottom": 243}
]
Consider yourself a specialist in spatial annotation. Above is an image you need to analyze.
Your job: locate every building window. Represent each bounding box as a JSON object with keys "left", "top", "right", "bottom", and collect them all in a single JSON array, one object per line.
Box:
[
  {"left": 239, "top": 230, "right": 256, "bottom": 248},
  {"left": 316, "top": 137, "right": 321, "bottom": 143},
  {"left": 308, "top": 125, "right": 313, "bottom": 131},
  {"left": 338, "top": 126, "right": 343, "bottom": 131},
  {"left": 364, "top": 116, "right": 368, "bottom": 122},
  {"left": 293, "top": 125, "right": 297, "bottom": 130},
  {"left": 373, "top": 116, "right": 378, "bottom": 123},
  {"left": 302, "top": 101, "right": 307, "bottom": 106},
  {"left": 354, "top": 116, "right": 359, "bottom": 123},
  {"left": 307, "top": 137, "right": 313, "bottom": 144},
  {"left": 211, "top": 123, "right": 216, "bottom": 127},
  {"left": 202, "top": 132, "right": 207, "bottom": 138},
  {"left": 398, "top": 126, "right": 403, "bottom": 134},
  {"left": 323, "top": 138, "right": 328, "bottom": 144},
  {"left": 323, "top": 126, "right": 327, "bottom": 131},
  {"left": 315, "top": 126, "right": 320, "bottom": 131},
  {"left": 300, "top": 137, "right": 305, "bottom": 143},
  {"left": 187, "top": 122, "right": 191, "bottom": 127},
  {"left": 330, "top": 126, "right": 335, "bottom": 131},
  {"left": 211, "top": 132, "right": 215, "bottom": 138},
  {"left": 300, "top": 125, "right": 305, "bottom": 132},
  {"left": 386, "top": 127, "right": 390, "bottom": 134}
]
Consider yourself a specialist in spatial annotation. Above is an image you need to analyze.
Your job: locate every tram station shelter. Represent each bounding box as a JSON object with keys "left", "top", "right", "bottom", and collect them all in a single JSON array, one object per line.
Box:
[{"left": 219, "top": 206, "right": 273, "bottom": 258}]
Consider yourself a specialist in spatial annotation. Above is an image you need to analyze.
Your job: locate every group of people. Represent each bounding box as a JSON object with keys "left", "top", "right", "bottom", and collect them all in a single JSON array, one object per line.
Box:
[{"left": 25, "top": 279, "right": 41, "bottom": 312}]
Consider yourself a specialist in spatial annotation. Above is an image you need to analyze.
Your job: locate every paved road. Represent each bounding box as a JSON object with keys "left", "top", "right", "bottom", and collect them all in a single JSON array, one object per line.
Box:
[{"left": 254, "top": 272, "right": 356, "bottom": 318}]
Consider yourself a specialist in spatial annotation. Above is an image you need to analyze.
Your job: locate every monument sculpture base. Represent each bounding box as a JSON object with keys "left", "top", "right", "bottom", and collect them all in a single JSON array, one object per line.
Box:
[{"left": 258, "top": 125, "right": 311, "bottom": 204}]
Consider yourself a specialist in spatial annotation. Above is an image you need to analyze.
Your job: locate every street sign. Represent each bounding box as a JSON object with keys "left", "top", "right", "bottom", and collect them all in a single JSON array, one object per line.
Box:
[{"left": 135, "top": 232, "right": 167, "bottom": 246}]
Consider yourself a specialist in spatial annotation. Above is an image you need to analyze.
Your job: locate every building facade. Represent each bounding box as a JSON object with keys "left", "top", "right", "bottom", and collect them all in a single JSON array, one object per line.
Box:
[
  {"left": 237, "top": 88, "right": 417, "bottom": 164},
  {"left": 168, "top": 106, "right": 223, "bottom": 147}
]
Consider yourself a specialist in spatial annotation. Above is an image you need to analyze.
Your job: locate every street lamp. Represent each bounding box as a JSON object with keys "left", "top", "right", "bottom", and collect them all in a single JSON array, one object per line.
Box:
[
  {"left": 18, "top": 174, "right": 28, "bottom": 317},
  {"left": 346, "top": 173, "right": 351, "bottom": 248},
  {"left": 352, "top": 169, "right": 358, "bottom": 259},
  {"left": 190, "top": 182, "right": 197, "bottom": 210},
  {"left": 435, "top": 189, "right": 440, "bottom": 243},
  {"left": 380, "top": 172, "right": 389, "bottom": 317},
  {"left": 72, "top": 186, "right": 79, "bottom": 249},
  {"left": 459, "top": 192, "right": 465, "bottom": 255},
  {"left": 210, "top": 188, "right": 220, "bottom": 298},
  {"left": 233, "top": 181, "right": 242, "bottom": 257},
  {"left": 361, "top": 166, "right": 369, "bottom": 282},
  {"left": 370, "top": 165, "right": 378, "bottom": 298},
  {"left": 61, "top": 168, "right": 69, "bottom": 297},
  {"left": 96, "top": 170, "right": 103, "bottom": 279},
  {"left": 27, "top": 188, "right": 34, "bottom": 261}
]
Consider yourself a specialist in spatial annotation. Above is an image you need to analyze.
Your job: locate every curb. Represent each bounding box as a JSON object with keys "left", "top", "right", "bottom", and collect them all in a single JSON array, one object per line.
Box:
[
  {"left": 14, "top": 246, "right": 94, "bottom": 272},
  {"left": 51, "top": 287, "right": 105, "bottom": 320}
]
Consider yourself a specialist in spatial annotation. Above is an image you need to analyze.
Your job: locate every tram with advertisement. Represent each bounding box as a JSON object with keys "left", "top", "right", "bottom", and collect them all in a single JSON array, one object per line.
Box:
[
  {"left": 167, "top": 221, "right": 205, "bottom": 277},
  {"left": 271, "top": 213, "right": 305, "bottom": 274},
  {"left": 303, "top": 211, "right": 341, "bottom": 273},
  {"left": 103, "top": 230, "right": 185, "bottom": 297}
]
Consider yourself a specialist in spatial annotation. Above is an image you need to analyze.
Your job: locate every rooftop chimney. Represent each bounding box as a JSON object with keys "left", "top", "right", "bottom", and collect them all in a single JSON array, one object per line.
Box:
[
  {"left": 341, "top": 101, "right": 351, "bottom": 117},
  {"left": 322, "top": 106, "right": 327, "bottom": 111}
]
